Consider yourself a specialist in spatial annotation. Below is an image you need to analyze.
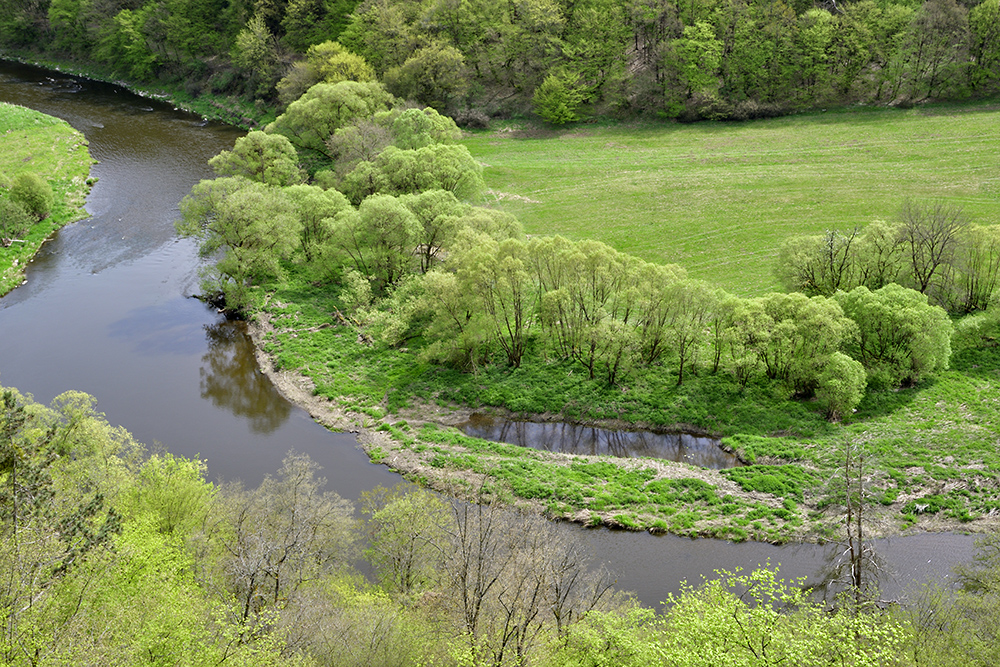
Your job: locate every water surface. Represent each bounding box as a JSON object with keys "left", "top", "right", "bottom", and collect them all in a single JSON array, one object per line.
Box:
[{"left": 458, "top": 413, "right": 739, "bottom": 468}]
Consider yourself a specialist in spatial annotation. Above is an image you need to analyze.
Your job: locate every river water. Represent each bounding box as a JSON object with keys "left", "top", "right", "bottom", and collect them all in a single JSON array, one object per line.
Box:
[{"left": 0, "top": 60, "right": 976, "bottom": 608}]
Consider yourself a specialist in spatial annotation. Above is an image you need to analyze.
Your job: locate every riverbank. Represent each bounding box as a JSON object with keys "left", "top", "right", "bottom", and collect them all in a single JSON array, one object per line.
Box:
[
  {"left": 248, "top": 292, "right": 1000, "bottom": 545},
  {"left": 0, "top": 52, "right": 271, "bottom": 129},
  {"left": 0, "top": 102, "right": 93, "bottom": 296}
]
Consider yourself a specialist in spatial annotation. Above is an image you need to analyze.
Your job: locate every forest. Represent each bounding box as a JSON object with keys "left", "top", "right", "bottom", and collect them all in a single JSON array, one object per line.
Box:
[{"left": 1, "top": 0, "right": 999, "bottom": 124}]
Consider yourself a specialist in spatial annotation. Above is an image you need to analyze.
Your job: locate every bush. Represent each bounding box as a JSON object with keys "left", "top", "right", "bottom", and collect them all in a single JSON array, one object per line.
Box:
[
  {"left": 453, "top": 109, "right": 490, "bottom": 129},
  {"left": 9, "top": 172, "right": 53, "bottom": 220},
  {"left": 0, "top": 197, "right": 34, "bottom": 241},
  {"left": 533, "top": 72, "right": 585, "bottom": 125}
]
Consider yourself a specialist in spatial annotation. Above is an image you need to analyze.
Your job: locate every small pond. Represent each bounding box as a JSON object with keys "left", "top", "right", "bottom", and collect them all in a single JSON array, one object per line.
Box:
[{"left": 456, "top": 414, "right": 740, "bottom": 469}]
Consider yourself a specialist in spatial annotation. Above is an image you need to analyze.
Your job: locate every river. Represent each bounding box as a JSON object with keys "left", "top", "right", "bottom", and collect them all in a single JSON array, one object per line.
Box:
[{"left": 0, "top": 60, "right": 975, "bottom": 608}]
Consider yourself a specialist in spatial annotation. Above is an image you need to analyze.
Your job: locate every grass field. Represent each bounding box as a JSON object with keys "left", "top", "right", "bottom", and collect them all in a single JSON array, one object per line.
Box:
[
  {"left": 0, "top": 102, "right": 93, "bottom": 295},
  {"left": 251, "top": 101, "right": 1000, "bottom": 542},
  {"left": 464, "top": 101, "right": 1000, "bottom": 296}
]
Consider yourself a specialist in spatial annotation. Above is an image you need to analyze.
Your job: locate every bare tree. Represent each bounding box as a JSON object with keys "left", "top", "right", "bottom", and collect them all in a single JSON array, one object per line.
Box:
[
  {"left": 816, "top": 440, "right": 888, "bottom": 608},
  {"left": 431, "top": 489, "right": 617, "bottom": 666},
  {"left": 898, "top": 199, "right": 967, "bottom": 298},
  {"left": 201, "top": 453, "right": 356, "bottom": 629}
]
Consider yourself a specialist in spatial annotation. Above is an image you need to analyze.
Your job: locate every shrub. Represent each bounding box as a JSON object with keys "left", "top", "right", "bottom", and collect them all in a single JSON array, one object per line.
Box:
[
  {"left": 0, "top": 197, "right": 34, "bottom": 241},
  {"left": 9, "top": 172, "right": 53, "bottom": 220},
  {"left": 533, "top": 71, "right": 585, "bottom": 125},
  {"left": 453, "top": 109, "right": 490, "bottom": 129}
]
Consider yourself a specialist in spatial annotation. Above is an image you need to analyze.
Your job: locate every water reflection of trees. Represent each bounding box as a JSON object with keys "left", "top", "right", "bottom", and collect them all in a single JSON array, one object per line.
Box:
[
  {"left": 200, "top": 322, "right": 290, "bottom": 434},
  {"left": 460, "top": 416, "right": 739, "bottom": 468}
]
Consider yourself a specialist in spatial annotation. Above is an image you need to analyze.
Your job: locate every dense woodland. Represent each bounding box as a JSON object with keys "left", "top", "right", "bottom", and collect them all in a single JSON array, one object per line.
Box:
[{"left": 1, "top": 0, "right": 999, "bottom": 122}]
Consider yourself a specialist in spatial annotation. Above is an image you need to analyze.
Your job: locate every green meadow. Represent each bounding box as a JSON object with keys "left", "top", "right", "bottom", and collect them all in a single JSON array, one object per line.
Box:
[
  {"left": 464, "top": 102, "right": 1000, "bottom": 296},
  {"left": 0, "top": 102, "right": 93, "bottom": 295}
]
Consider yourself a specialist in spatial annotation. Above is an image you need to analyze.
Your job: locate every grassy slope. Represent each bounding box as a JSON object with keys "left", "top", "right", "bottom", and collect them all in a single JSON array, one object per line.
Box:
[
  {"left": 258, "top": 101, "right": 1000, "bottom": 543},
  {"left": 0, "top": 102, "right": 93, "bottom": 295},
  {"left": 465, "top": 102, "right": 1000, "bottom": 296}
]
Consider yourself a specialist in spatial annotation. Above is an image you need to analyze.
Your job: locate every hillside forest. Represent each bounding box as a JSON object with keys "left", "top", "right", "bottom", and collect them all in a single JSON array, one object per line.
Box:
[{"left": 1, "top": 0, "right": 999, "bottom": 124}]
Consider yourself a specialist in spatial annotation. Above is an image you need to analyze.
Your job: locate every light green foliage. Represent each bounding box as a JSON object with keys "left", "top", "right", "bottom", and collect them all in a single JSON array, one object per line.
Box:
[
  {"left": 325, "top": 106, "right": 462, "bottom": 182},
  {"left": 95, "top": 8, "right": 159, "bottom": 80},
  {"left": 209, "top": 131, "right": 304, "bottom": 186},
  {"left": 534, "top": 237, "right": 638, "bottom": 378},
  {"left": 753, "top": 292, "right": 857, "bottom": 395},
  {"left": 283, "top": 183, "right": 351, "bottom": 263},
  {"left": 9, "top": 171, "right": 53, "bottom": 221},
  {"left": 341, "top": 143, "right": 485, "bottom": 204},
  {"left": 551, "top": 567, "right": 908, "bottom": 667},
  {"left": 459, "top": 207, "right": 524, "bottom": 242},
  {"left": 0, "top": 386, "right": 324, "bottom": 665},
  {"left": 383, "top": 43, "right": 469, "bottom": 111},
  {"left": 951, "top": 290, "right": 1000, "bottom": 353},
  {"left": 460, "top": 236, "right": 536, "bottom": 367},
  {"left": 277, "top": 40, "right": 376, "bottom": 105},
  {"left": 231, "top": 12, "right": 279, "bottom": 92},
  {"left": 398, "top": 189, "right": 468, "bottom": 272},
  {"left": 776, "top": 228, "right": 865, "bottom": 296},
  {"left": 660, "top": 567, "right": 906, "bottom": 666},
  {"left": 330, "top": 193, "right": 422, "bottom": 292},
  {"left": 382, "top": 106, "right": 461, "bottom": 149},
  {"left": 816, "top": 351, "right": 867, "bottom": 420},
  {"left": 795, "top": 9, "right": 835, "bottom": 102},
  {"left": 836, "top": 283, "right": 952, "bottom": 388},
  {"left": 968, "top": 0, "right": 1000, "bottom": 93},
  {"left": 124, "top": 453, "right": 214, "bottom": 536},
  {"left": 266, "top": 80, "right": 395, "bottom": 168},
  {"left": 1, "top": 388, "right": 121, "bottom": 664},
  {"left": 177, "top": 177, "right": 302, "bottom": 311},
  {"left": 339, "top": 267, "right": 373, "bottom": 315},
  {"left": 671, "top": 21, "right": 723, "bottom": 98},
  {"left": 416, "top": 267, "right": 492, "bottom": 369},
  {"left": 533, "top": 71, "right": 586, "bottom": 125},
  {"left": 360, "top": 483, "right": 447, "bottom": 595},
  {"left": 955, "top": 224, "right": 1000, "bottom": 313}
]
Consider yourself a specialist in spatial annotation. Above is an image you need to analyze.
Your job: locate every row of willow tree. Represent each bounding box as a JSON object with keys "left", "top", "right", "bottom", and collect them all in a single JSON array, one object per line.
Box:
[
  {"left": 5, "top": 387, "right": 1000, "bottom": 666},
  {"left": 177, "top": 78, "right": 964, "bottom": 420},
  {"left": 1, "top": 0, "right": 999, "bottom": 122}
]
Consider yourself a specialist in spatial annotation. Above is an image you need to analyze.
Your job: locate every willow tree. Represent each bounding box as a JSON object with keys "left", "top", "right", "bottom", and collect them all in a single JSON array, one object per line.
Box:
[{"left": 177, "top": 177, "right": 302, "bottom": 311}]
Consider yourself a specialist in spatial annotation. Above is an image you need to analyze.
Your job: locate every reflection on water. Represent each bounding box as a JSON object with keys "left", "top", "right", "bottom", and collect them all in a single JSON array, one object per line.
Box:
[
  {"left": 200, "top": 321, "right": 291, "bottom": 434},
  {"left": 107, "top": 299, "right": 213, "bottom": 355},
  {"left": 457, "top": 414, "right": 739, "bottom": 468}
]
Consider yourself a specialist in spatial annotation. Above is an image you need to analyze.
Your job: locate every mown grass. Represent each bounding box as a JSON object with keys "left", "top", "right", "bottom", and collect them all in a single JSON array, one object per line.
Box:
[
  {"left": 464, "top": 101, "right": 1000, "bottom": 296},
  {"left": 0, "top": 102, "right": 93, "bottom": 295}
]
